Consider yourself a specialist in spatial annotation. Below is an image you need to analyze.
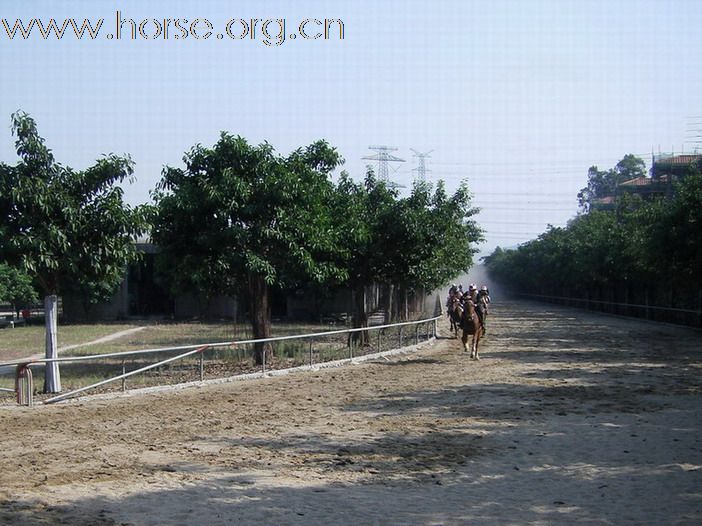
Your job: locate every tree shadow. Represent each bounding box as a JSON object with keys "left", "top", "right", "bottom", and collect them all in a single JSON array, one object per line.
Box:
[
  {"left": 6, "top": 400, "right": 700, "bottom": 526},
  {"left": 371, "top": 358, "right": 441, "bottom": 366}
]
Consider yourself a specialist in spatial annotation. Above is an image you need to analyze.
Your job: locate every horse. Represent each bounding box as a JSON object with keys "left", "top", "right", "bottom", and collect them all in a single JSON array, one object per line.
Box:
[
  {"left": 476, "top": 296, "right": 489, "bottom": 336},
  {"left": 458, "top": 299, "right": 483, "bottom": 360},
  {"left": 447, "top": 297, "right": 463, "bottom": 338}
]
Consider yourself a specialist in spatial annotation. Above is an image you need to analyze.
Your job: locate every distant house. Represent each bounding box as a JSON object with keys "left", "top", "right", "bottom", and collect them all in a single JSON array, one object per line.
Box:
[
  {"left": 62, "top": 240, "right": 173, "bottom": 322},
  {"left": 590, "top": 195, "right": 616, "bottom": 211},
  {"left": 590, "top": 153, "right": 701, "bottom": 211},
  {"left": 617, "top": 174, "right": 669, "bottom": 198},
  {"left": 651, "top": 153, "right": 702, "bottom": 197},
  {"left": 651, "top": 153, "right": 702, "bottom": 180}
]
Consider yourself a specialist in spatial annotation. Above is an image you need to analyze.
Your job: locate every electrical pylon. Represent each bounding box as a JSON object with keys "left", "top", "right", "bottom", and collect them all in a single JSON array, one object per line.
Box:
[{"left": 362, "top": 145, "right": 405, "bottom": 182}]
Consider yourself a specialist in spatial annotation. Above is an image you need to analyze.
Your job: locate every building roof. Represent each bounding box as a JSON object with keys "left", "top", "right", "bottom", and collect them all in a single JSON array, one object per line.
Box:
[
  {"left": 654, "top": 154, "right": 702, "bottom": 166},
  {"left": 619, "top": 176, "right": 651, "bottom": 187}
]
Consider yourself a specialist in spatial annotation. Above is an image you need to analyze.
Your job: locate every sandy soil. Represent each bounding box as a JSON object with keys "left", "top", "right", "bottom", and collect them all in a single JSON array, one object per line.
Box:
[{"left": 0, "top": 300, "right": 700, "bottom": 525}]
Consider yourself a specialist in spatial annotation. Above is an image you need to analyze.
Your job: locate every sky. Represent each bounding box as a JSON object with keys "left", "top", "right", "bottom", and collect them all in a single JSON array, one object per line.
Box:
[{"left": 1, "top": 0, "right": 701, "bottom": 256}]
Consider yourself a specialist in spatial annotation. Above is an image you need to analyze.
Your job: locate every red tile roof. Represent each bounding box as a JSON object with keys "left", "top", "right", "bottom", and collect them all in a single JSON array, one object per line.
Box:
[
  {"left": 619, "top": 176, "right": 651, "bottom": 187},
  {"left": 654, "top": 154, "right": 702, "bottom": 166}
]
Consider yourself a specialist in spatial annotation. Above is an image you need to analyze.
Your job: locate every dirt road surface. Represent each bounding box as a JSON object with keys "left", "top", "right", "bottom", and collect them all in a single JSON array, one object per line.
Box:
[{"left": 1, "top": 300, "right": 700, "bottom": 525}]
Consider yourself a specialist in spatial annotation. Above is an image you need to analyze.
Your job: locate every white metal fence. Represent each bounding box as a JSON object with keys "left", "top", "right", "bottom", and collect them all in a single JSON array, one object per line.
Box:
[{"left": 0, "top": 316, "right": 440, "bottom": 406}]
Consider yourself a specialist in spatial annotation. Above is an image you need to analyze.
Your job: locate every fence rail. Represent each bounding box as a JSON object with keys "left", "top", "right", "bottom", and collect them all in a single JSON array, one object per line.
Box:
[
  {"left": 519, "top": 293, "right": 702, "bottom": 327},
  {"left": 1, "top": 315, "right": 440, "bottom": 406}
]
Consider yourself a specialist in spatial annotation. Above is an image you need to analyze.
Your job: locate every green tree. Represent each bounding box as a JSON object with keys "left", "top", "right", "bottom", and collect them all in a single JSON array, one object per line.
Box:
[
  {"left": 653, "top": 171, "right": 702, "bottom": 289},
  {"left": 152, "top": 133, "right": 347, "bottom": 363},
  {"left": 485, "top": 155, "right": 701, "bottom": 311},
  {"left": 0, "top": 112, "right": 149, "bottom": 392},
  {"left": 578, "top": 154, "right": 647, "bottom": 211},
  {"left": 0, "top": 263, "right": 39, "bottom": 316},
  {"left": 331, "top": 173, "right": 482, "bottom": 327},
  {"left": 614, "top": 154, "right": 647, "bottom": 181},
  {"left": 381, "top": 179, "right": 482, "bottom": 318},
  {"left": 328, "top": 170, "right": 394, "bottom": 337}
]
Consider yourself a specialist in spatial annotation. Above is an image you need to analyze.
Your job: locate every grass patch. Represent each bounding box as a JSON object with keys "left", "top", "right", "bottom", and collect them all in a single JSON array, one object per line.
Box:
[
  {"left": 0, "top": 323, "right": 144, "bottom": 361},
  {"left": 0, "top": 320, "right": 351, "bottom": 362}
]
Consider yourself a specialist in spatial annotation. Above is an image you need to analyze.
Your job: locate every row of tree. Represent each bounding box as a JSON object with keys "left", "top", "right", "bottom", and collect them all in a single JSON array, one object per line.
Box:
[
  {"left": 0, "top": 112, "right": 482, "bottom": 392},
  {"left": 484, "top": 155, "right": 702, "bottom": 316}
]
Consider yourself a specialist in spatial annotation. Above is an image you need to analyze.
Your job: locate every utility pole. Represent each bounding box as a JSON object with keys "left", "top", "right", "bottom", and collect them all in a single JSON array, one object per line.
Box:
[{"left": 410, "top": 148, "right": 433, "bottom": 182}]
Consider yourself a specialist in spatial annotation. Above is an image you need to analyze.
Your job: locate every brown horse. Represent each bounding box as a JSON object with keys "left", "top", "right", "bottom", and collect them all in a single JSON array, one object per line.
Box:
[
  {"left": 459, "top": 299, "right": 483, "bottom": 360},
  {"left": 447, "top": 297, "right": 463, "bottom": 337}
]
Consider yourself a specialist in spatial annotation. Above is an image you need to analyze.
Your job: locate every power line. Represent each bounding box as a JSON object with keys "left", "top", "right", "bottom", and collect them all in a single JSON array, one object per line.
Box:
[
  {"left": 477, "top": 206, "right": 577, "bottom": 211},
  {"left": 474, "top": 192, "right": 576, "bottom": 196},
  {"left": 475, "top": 202, "right": 578, "bottom": 206},
  {"left": 423, "top": 170, "right": 592, "bottom": 178},
  {"left": 426, "top": 153, "right": 656, "bottom": 167},
  {"left": 478, "top": 219, "right": 569, "bottom": 225}
]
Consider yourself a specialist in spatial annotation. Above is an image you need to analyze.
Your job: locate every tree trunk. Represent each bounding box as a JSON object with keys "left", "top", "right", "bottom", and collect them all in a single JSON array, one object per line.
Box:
[
  {"left": 396, "top": 285, "right": 403, "bottom": 321},
  {"left": 386, "top": 283, "right": 395, "bottom": 323},
  {"left": 402, "top": 287, "right": 409, "bottom": 321},
  {"left": 351, "top": 283, "right": 369, "bottom": 346},
  {"left": 43, "top": 294, "right": 61, "bottom": 393},
  {"left": 248, "top": 274, "right": 271, "bottom": 366}
]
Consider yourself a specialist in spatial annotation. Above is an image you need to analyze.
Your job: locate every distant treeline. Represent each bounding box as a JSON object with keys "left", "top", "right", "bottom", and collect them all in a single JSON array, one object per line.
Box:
[{"left": 484, "top": 157, "right": 702, "bottom": 325}]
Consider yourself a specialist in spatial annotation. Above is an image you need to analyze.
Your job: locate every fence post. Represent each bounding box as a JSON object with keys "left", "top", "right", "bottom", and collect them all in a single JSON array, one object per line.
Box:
[
  {"left": 15, "top": 364, "right": 33, "bottom": 407},
  {"left": 122, "top": 359, "right": 126, "bottom": 392},
  {"left": 377, "top": 330, "right": 381, "bottom": 353},
  {"left": 398, "top": 326, "right": 403, "bottom": 348},
  {"left": 262, "top": 347, "right": 266, "bottom": 375},
  {"left": 309, "top": 341, "right": 313, "bottom": 367},
  {"left": 415, "top": 324, "right": 419, "bottom": 345},
  {"left": 199, "top": 350, "right": 204, "bottom": 382}
]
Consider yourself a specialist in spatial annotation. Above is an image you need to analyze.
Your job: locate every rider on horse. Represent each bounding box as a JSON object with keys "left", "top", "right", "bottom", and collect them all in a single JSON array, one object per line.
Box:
[
  {"left": 476, "top": 285, "right": 490, "bottom": 334},
  {"left": 446, "top": 284, "right": 458, "bottom": 315}
]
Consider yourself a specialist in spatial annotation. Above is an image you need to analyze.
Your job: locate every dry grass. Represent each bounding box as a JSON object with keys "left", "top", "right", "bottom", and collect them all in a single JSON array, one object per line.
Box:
[
  {"left": 0, "top": 320, "right": 350, "bottom": 361},
  {"left": 0, "top": 323, "right": 141, "bottom": 361}
]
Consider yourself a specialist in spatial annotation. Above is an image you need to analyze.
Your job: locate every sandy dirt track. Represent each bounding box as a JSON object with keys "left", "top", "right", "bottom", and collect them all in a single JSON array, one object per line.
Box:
[{"left": 1, "top": 300, "right": 701, "bottom": 525}]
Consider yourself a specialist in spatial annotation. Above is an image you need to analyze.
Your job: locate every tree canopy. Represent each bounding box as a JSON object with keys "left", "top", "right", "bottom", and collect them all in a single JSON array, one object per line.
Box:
[
  {"left": 0, "top": 112, "right": 150, "bottom": 300},
  {"left": 330, "top": 171, "right": 482, "bottom": 326},
  {"left": 152, "top": 134, "right": 346, "bottom": 297}
]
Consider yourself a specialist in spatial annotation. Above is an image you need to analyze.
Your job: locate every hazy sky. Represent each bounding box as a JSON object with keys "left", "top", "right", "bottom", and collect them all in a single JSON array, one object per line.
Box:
[{"left": 2, "top": 0, "right": 701, "bottom": 255}]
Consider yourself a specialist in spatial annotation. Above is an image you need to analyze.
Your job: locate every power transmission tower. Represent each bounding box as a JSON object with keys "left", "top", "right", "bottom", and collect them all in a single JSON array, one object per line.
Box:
[
  {"left": 362, "top": 145, "right": 405, "bottom": 182},
  {"left": 410, "top": 148, "right": 433, "bottom": 182}
]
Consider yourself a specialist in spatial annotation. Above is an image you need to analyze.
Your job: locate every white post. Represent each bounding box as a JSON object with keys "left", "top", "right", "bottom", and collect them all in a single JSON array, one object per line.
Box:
[{"left": 44, "top": 294, "right": 61, "bottom": 393}]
